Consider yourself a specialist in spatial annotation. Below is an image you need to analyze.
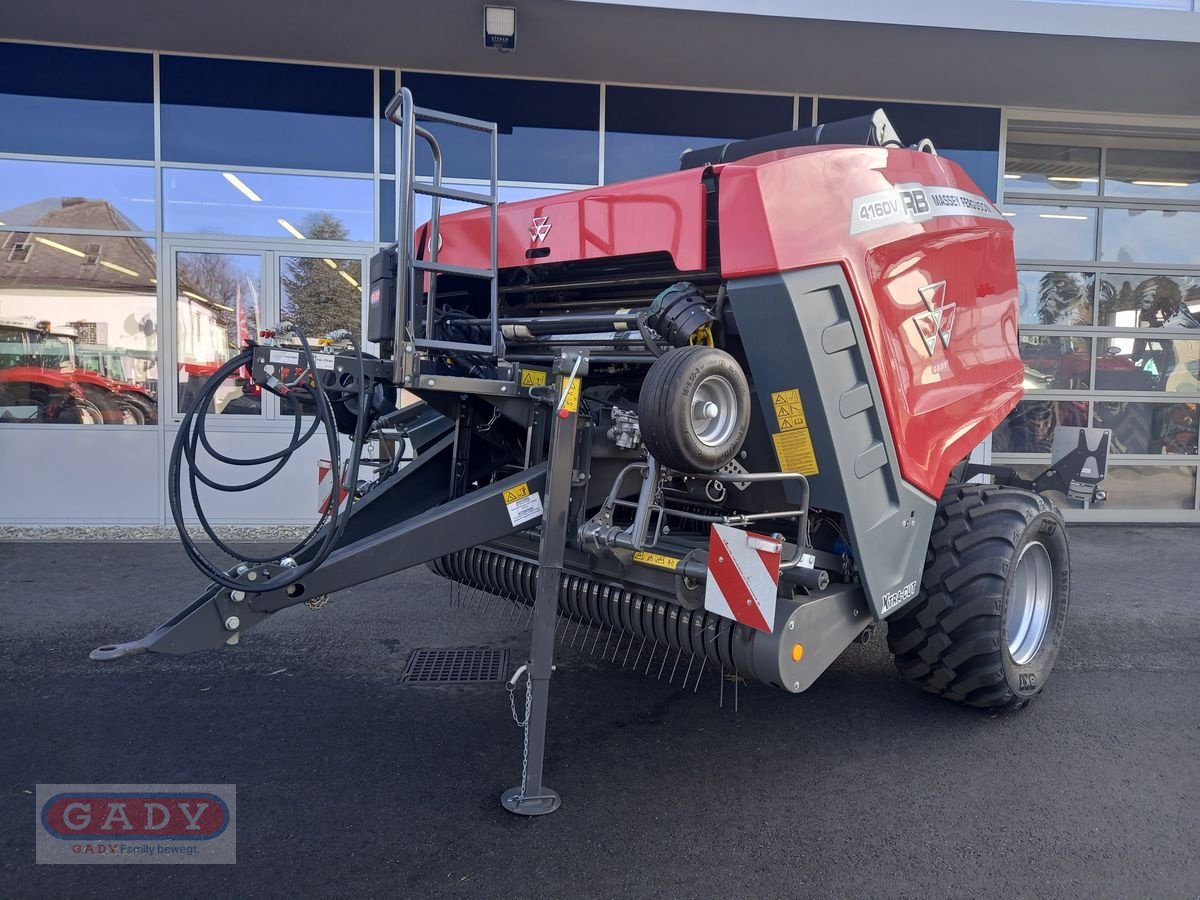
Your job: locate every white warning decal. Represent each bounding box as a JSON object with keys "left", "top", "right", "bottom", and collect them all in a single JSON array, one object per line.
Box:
[
  {"left": 850, "top": 183, "right": 1003, "bottom": 235},
  {"left": 502, "top": 482, "right": 544, "bottom": 527}
]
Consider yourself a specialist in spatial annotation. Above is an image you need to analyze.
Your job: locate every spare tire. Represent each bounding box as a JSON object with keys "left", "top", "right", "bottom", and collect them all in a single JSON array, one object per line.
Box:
[{"left": 637, "top": 345, "right": 750, "bottom": 473}]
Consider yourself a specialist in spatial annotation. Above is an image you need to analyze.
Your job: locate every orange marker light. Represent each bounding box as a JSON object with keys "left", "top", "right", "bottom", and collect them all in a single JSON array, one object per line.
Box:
[{"left": 791, "top": 643, "right": 804, "bottom": 662}]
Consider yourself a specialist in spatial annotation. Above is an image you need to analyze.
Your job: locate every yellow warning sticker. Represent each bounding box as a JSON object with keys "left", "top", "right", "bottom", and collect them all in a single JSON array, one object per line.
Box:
[
  {"left": 560, "top": 376, "right": 581, "bottom": 413},
  {"left": 520, "top": 369, "right": 547, "bottom": 387},
  {"left": 632, "top": 551, "right": 681, "bottom": 572},
  {"left": 502, "top": 483, "right": 531, "bottom": 504},
  {"left": 772, "top": 428, "right": 820, "bottom": 476},
  {"left": 771, "top": 388, "right": 809, "bottom": 433}
]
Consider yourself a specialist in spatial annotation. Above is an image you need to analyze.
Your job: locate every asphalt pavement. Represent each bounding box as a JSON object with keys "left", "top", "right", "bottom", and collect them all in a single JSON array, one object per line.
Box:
[{"left": 1, "top": 525, "right": 1198, "bottom": 898}]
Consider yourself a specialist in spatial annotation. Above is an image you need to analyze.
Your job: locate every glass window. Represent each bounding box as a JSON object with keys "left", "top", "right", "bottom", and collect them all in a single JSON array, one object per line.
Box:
[
  {"left": 176, "top": 251, "right": 262, "bottom": 416},
  {"left": 0, "top": 230, "right": 157, "bottom": 425},
  {"left": 163, "top": 169, "right": 374, "bottom": 242},
  {"left": 1020, "top": 335, "right": 1092, "bottom": 390},
  {"left": 401, "top": 73, "right": 600, "bottom": 184},
  {"left": 1006, "top": 204, "right": 1097, "bottom": 261},
  {"left": 819, "top": 99, "right": 1001, "bottom": 199},
  {"left": 1105, "top": 147, "right": 1200, "bottom": 202},
  {"left": 1096, "top": 335, "right": 1200, "bottom": 393},
  {"left": 603, "top": 87, "right": 799, "bottom": 184},
  {"left": 280, "top": 255, "right": 363, "bottom": 416},
  {"left": 1091, "top": 465, "right": 1197, "bottom": 510},
  {"left": 1096, "top": 274, "right": 1200, "bottom": 328},
  {"left": 1093, "top": 401, "right": 1199, "bottom": 455},
  {"left": 380, "top": 179, "right": 396, "bottom": 244},
  {"left": 1017, "top": 270, "right": 1094, "bottom": 325},
  {"left": 1100, "top": 208, "right": 1200, "bottom": 266},
  {"left": 994, "top": 399, "right": 1090, "bottom": 453},
  {"left": 1004, "top": 144, "right": 1101, "bottom": 197},
  {"left": 160, "top": 56, "right": 374, "bottom": 172},
  {"left": 381, "top": 70, "right": 397, "bottom": 176},
  {"left": 0, "top": 43, "right": 153, "bottom": 159},
  {"left": 1010, "top": 462, "right": 1197, "bottom": 510},
  {"left": 0, "top": 160, "right": 155, "bottom": 232}
]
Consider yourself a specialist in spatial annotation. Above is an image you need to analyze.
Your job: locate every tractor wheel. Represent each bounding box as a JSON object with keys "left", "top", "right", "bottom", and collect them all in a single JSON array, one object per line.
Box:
[
  {"left": 887, "top": 483, "right": 1070, "bottom": 709},
  {"left": 638, "top": 345, "right": 750, "bottom": 473}
]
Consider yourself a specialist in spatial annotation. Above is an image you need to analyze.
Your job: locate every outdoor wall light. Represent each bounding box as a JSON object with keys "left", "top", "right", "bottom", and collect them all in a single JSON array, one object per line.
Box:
[{"left": 485, "top": 6, "right": 516, "bottom": 51}]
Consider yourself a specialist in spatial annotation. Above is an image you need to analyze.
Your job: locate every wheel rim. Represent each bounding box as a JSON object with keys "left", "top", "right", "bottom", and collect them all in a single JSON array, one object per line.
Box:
[
  {"left": 690, "top": 375, "right": 738, "bottom": 448},
  {"left": 1007, "top": 540, "right": 1054, "bottom": 665}
]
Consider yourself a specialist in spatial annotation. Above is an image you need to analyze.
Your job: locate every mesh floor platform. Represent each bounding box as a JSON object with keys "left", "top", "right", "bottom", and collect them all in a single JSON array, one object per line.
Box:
[{"left": 403, "top": 647, "right": 510, "bottom": 684}]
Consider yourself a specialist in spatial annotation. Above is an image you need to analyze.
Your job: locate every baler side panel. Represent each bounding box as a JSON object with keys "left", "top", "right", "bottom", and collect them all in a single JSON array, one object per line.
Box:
[
  {"left": 423, "top": 169, "right": 708, "bottom": 273},
  {"left": 717, "top": 146, "right": 1023, "bottom": 497},
  {"left": 728, "top": 267, "right": 936, "bottom": 620}
]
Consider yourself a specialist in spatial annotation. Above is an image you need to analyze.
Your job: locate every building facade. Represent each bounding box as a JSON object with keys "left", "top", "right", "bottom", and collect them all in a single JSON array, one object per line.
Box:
[{"left": 2, "top": 0, "right": 1199, "bottom": 525}]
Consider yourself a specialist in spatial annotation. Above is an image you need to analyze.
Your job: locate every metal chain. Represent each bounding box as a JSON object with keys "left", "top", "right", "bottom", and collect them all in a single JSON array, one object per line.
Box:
[
  {"left": 506, "top": 665, "right": 533, "bottom": 802},
  {"left": 305, "top": 593, "right": 332, "bottom": 610}
]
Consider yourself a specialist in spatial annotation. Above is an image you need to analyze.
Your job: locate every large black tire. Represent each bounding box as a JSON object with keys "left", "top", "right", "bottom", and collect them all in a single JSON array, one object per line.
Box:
[
  {"left": 887, "top": 483, "right": 1070, "bottom": 709},
  {"left": 637, "top": 345, "right": 751, "bottom": 473}
]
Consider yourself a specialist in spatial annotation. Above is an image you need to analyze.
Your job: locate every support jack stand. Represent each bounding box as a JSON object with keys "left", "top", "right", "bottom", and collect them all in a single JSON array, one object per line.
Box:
[{"left": 500, "top": 350, "right": 586, "bottom": 817}]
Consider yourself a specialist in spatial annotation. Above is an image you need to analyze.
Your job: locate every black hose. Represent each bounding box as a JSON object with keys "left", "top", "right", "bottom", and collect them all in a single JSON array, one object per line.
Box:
[{"left": 168, "top": 326, "right": 369, "bottom": 592}]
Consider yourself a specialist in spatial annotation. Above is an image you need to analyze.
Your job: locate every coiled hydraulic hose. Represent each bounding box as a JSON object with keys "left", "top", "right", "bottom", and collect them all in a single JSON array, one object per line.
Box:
[{"left": 167, "top": 326, "right": 369, "bottom": 593}]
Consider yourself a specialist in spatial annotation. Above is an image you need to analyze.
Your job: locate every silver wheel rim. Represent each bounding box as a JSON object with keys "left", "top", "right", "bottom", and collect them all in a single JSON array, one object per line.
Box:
[
  {"left": 690, "top": 374, "right": 738, "bottom": 448},
  {"left": 1007, "top": 540, "right": 1053, "bottom": 665}
]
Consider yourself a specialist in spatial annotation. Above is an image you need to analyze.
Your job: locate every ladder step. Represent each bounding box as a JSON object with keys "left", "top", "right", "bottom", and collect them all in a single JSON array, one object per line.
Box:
[
  {"left": 412, "top": 259, "right": 495, "bottom": 279},
  {"left": 414, "top": 105, "right": 498, "bottom": 133},
  {"left": 415, "top": 183, "right": 496, "bottom": 205}
]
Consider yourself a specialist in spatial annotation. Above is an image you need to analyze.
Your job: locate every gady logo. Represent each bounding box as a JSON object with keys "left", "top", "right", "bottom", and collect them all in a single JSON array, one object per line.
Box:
[
  {"left": 36, "top": 784, "right": 236, "bottom": 864},
  {"left": 41, "top": 792, "right": 229, "bottom": 840}
]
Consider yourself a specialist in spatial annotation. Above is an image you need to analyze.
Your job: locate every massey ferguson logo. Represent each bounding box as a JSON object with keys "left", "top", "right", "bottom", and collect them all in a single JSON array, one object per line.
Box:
[
  {"left": 911, "top": 281, "right": 956, "bottom": 356},
  {"left": 530, "top": 216, "right": 552, "bottom": 243}
]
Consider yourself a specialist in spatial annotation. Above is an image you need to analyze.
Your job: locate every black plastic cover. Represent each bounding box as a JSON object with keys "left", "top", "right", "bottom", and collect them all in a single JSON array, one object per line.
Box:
[{"left": 679, "top": 109, "right": 903, "bottom": 170}]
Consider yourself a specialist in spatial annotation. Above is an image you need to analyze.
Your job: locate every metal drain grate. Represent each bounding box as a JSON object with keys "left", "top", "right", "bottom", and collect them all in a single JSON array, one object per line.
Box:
[{"left": 403, "top": 647, "right": 509, "bottom": 684}]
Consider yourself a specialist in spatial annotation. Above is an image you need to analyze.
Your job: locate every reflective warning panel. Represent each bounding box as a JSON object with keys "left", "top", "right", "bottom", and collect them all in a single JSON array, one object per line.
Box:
[{"left": 704, "top": 524, "right": 782, "bottom": 634}]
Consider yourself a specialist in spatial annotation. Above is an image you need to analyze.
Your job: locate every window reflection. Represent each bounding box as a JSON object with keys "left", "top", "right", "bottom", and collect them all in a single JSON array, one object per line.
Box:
[
  {"left": 0, "top": 159, "right": 155, "bottom": 232},
  {"left": 0, "top": 44, "right": 154, "bottom": 159},
  {"left": 1096, "top": 274, "right": 1200, "bottom": 328},
  {"left": 402, "top": 73, "right": 600, "bottom": 184},
  {"left": 604, "top": 86, "right": 797, "bottom": 184},
  {"left": 176, "top": 252, "right": 261, "bottom": 416},
  {"left": 279, "top": 255, "right": 363, "bottom": 417},
  {"left": 1092, "top": 401, "right": 1198, "bottom": 455},
  {"left": 1004, "top": 143, "right": 1101, "bottom": 197},
  {"left": 1100, "top": 208, "right": 1200, "bottom": 266},
  {"left": 0, "top": 229, "right": 157, "bottom": 425},
  {"left": 1019, "top": 335, "right": 1092, "bottom": 390},
  {"left": 160, "top": 56, "right": 374, "bottom": 172},
  {"left": 163, "top": 169, "right": 373, "bottom": 241},
  {"left": 1006, "top": 204, "right": 1097, "bottom": 261},
  {"left": 1017, "top": 270, "right": 1094, "bottom": 325},
  {"left": 1106, "top": 147, "right": 1200, "bottom": 202},
  {"left": 1096, "top": 335, "right": 1200, "bottom": 393},
  {"left": 994, "top": 400, "right": 1089, "bottom": 453}
]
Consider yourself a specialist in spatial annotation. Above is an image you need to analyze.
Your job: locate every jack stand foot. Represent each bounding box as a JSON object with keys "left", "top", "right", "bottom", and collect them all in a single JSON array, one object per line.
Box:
[{"left": 500, "top": 787, "right": 561, "bottom": 816}]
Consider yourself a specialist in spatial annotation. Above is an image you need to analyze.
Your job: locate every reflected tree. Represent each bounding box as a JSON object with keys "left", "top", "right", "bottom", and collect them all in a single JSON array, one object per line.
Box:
[
  {"left": 1036, "top": 272, "right": 1089, "bottom": 325},
  {"left": 279, "top": 213, "right": 361, "bottom": 340}
]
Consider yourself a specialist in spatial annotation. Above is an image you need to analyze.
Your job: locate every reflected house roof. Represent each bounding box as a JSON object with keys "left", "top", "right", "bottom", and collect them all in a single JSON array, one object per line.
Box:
[{"left": 0, "top": 198, "right": 158, "bottom": 295}]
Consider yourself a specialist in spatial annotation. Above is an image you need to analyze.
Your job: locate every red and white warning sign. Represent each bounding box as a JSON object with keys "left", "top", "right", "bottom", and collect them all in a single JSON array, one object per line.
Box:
[
  {"left": 704, "top": 523, "right": 782, "bottom": 633},
  {"left": 317, "top": 458, "right": 351, "bottom": 515}
]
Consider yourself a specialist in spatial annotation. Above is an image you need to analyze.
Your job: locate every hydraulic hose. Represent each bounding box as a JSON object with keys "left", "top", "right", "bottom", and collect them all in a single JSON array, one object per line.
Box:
[{"left": 167, "top": 326, "right": 369, "bottom": 593}]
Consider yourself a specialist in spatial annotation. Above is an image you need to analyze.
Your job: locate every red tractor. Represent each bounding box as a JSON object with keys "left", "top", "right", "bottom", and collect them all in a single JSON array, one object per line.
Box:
[{"left": 96, "top": 95, "right": 1108, "bottom": 816}]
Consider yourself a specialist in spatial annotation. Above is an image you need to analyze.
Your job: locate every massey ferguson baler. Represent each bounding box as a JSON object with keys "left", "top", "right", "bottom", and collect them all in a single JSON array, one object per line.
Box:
[{"left": 94, "top": 91, "right": 1110, "bottom": 816}]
